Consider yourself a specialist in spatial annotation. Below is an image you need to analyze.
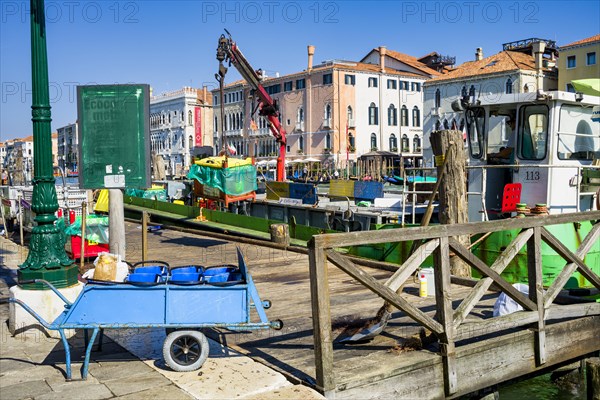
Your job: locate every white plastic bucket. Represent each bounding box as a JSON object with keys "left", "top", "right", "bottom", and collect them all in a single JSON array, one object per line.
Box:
[{"left": 420, "top": 268, "right": 435, "bottom": 297}]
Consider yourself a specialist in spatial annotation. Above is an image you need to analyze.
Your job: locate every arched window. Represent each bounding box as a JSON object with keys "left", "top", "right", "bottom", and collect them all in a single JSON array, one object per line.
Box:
[
  {"left": 443, "top": 119, "right": 450, "bottom": 129},
  {"left": 506, "top": 78, "right": 513, "bottom": 94},
  {"left": 389, "top": 134, "right": 397, "bottom": 151},
  {"left": 297, "top": 107, "right": 304, "bottom": 122},
  {"left": 435, "top": 89, "right": 441, "bottom": 108},
  {"left": 325, "top": 104, "right": 332, "bottom": 120},
  {"left": 168, "top": 113, "right": 171, "bottom": 124},
  {"left": 348, "top": 133, "right": 355, "bottom": 150},
  {"left": 435, "top": 120, "right": 442, "bottom": 130},
  {"left": 299, "top": 136, "right": 304, "bottom": 151},
  {"left": 523, "top": 84, "right": 530, "bottom": 93},
  {"left": 370, "top": 133, "right": 377, "bottom": 150},
  {"left": 469, "top": 85, "right": 476, "bottom": 98},
  {"left": 368, "top": 103, "right": 378, "bottom": 125},
  {"left": 189, "top": 136, "right": 193, "bottom": 148},
  {"left": 401, "top": 134, "right": 409, "bottom": 152},
  {"left": 181, "top": 110, "right": 185, "bottom": 122},
  {"left": 412, "top": 106, "right": 420, "bottom": 127},
  {"left": 347, "top": 106, "right": 353, "bottom": 122},
  {"left": 388, "top": 104, "right": 397, "bottom": 126},
  {"left": 461, "top": 86, "right": 467, "bottom": 98},
  {"left": 400, "top": 106, "right": 409, "bottom": 126},
  {"left": 162, "top": 114, "right": 165, "bottom": 124},
  {"left": 413, "top": 134, "right": 421, "bottom": 152},
  {"left": 236, "top": 113, "right": 241, "bottom": 129},
  {"left": 325, "top": 133, "right": 331, "bottom": 149}
]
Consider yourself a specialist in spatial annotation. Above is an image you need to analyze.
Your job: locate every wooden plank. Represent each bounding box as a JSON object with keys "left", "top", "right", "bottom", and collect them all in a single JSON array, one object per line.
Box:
[
  {"left": 448, "top": 238, "right": 537, "bottom": 311},
  {"left": 456, "top": 311, "right": 539, "bottom": 341},
  {"left": 308, "top": 237, "right": 335, "bottom": 395},
  {"left": 546, "top": 302, "right": 600, "bottom": 320},
  {"left": 318, "top": 211, "right": 600, "bottom": 249},
  {"left": 453, "top": 229, "right": 533, "bottom": 327},
  {"left": 433, "top": 236, "right": 457, "bottom": 395},
  {"left": 528, "top": 226, "right": 546, "bottom": 365},
  {"left": 325, "top": 249, "right": 444, "bottom": 335},
  {"left": 384, "top": 239, "right": 439, "bottom": 291},
  {"left": 543, "top": 224, "right": 600, "bottom": 308}
]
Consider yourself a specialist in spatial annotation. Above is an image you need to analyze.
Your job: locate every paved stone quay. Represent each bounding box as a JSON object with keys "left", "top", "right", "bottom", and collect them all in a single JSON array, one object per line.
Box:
[{"left": 0, "top": 232, "right": 324, "bottom": 400}]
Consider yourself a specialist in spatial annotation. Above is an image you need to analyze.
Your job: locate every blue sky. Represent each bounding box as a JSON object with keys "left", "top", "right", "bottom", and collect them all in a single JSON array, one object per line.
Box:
[{"left": 1, "top": 0, "right": 599, "bottom": 142}]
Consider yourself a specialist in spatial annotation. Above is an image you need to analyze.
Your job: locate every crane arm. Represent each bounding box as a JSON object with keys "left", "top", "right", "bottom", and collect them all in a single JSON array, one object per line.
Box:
[{"left": 217, "top": 32, "right": 287, "bottom": 181}]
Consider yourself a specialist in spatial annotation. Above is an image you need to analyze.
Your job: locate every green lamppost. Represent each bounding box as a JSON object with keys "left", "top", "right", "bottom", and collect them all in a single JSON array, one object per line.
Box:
[{"left": 18, "top": 0, "right": 78, "bottom": 288}]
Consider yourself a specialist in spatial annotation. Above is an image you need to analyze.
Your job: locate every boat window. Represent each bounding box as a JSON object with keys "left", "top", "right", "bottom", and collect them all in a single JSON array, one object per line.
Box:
[
  {"left": 487, "top": 110, "right": 516, "bottom": 158},
  {"left": 466, "top": 107, "right": 485, "bottom": 159},
  {"left": 518, "top": 105, "right": 548, "bottom": 160},
  {"left": 557, "top": 104, "right": 600, "bottom": 160}
]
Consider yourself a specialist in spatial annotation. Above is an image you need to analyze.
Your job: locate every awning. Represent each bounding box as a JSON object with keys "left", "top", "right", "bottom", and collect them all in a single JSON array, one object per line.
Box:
[{"left": 571, "top": 79, "right": 600, "bottom": 96}]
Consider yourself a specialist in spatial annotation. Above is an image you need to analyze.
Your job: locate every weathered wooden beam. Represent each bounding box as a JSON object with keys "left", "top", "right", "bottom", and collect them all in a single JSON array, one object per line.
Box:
[
  {"left": 543, "top": 223, "right": 600, "bottom": 308},
  {"left": 384, "top": 239, "right": 439, "bottom": 292},
  {"left": 307, "top": 237, "right": 336, "bottom": 395},
  {"left": 455, "top": 303, "right": 600, "bottom": 341},
  {"left": 433, "top": 236, "right": 457, "bottom": 395},
  {"left": 528, "top": 227, "right": 546, "bottom": 365},
  {"left": 453, "top": 229, "right": 533, "bottom": 328},
  {"left": 541, "top": 226, "right": 600, "bottom": 293},
  {"left": 456, "top": 311, "right": 539, "bottom": 341},
  {"left": 448, "top": 238, "right": 537, "bottom": 311},
  {"left": 318, "top": 211, "right": 600, "bottom": 249},
  {"left": 324, "top": 249, "right": 444, "bottom": 335},
  {"left": 546, "top": 302, "right": 600, "bottom": 320}
]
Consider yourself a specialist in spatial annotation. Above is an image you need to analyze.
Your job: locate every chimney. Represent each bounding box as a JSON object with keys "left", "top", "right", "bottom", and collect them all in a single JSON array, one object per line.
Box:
[
  {"left": 475, "top": 48, "right": 483, "bottom": 61},
  {"left": 379, "top": 46, "right": 387, "bottom": 73},
  {"left": 532, "top": 41, "right": 546, "bottom": 72},
  {"left": 532, "top": 41, "right": 546, "bottom": 91},
  {"left": 307, "top": 45, "right": 315, "bottom": 72},
  {"left": 203, "top": 85, "right": 208, "bottom": 101}
]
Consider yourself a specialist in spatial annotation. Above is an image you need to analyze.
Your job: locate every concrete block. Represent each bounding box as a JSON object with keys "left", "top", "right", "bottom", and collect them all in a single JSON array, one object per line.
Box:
[{"left": 9, "top": 282, "right": 84, "bottom": 339}]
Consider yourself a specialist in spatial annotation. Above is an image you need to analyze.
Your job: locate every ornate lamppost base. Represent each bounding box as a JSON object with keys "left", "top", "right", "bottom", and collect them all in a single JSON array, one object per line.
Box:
[
  {"left": 18, "top": 224, "right": 79, "bottom": 290},
  {"left": 18, "top": 265, "right": 79, "bottom": 290}
]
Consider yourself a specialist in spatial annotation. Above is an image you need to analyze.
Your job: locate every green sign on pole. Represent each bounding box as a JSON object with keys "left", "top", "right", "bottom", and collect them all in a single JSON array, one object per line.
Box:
[{"left": 77, "top": 84, "right": 151, "bottom": 189}]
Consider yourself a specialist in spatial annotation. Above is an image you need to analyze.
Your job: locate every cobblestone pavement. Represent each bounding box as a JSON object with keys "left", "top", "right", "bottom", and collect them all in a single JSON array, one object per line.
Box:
[{"left": 0, "top": 235, "right": 323, "bottom": 399}]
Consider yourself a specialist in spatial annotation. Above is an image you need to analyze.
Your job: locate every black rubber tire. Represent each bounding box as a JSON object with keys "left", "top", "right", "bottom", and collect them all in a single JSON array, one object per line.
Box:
[{"left": 163, "top": 330, "right": 209, "bottom": 372}]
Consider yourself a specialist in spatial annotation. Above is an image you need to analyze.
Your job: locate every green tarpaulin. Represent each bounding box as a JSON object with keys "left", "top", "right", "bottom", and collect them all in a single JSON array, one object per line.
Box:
[
  {"left": 187, "top": 164, "right": 257, "bottom": 196},
  {"left": 64, "top": 215, "right": 110, "bottom": 244}
]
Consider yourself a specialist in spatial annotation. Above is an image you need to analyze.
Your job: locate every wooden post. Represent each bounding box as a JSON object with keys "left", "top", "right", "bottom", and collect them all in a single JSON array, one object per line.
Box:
[
  {"left": 308, "top": 237, "right": 335, "bottom": 396},
  {"left": 18, "top": 195, "right": 24, "bottom": 246},
  {"left": 434, "top": 236, "right": 458, "bottom": 395},
  {"left": 587, "top": 357, "right": 600, "bottom": 400},
  {"left": 80, "top": 201, "right": 87, "bottom": 270},
  {"left": 141, "top": 211, "right": 148, "bottom": 262},
  {"left": 269, "top": 223, "right": 290, "bottom": 246},
  {"left": 430, "top": 130, "right": 470, "bottom": 277},
  {"left": 109, "top": 189, "right": 126, "bottom": 259},
  {"left": 527, "top": 226, "right": 546, "bottom": 365}
]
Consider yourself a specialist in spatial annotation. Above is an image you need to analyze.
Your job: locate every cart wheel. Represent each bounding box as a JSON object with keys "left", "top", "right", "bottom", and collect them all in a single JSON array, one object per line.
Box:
[{"left": 163, "top": 330, "right": 209, "bottom": 372}]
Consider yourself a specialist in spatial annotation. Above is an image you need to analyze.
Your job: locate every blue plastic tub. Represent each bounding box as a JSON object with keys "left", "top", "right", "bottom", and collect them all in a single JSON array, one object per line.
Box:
[
  {"left": 127, "top": 273, "right": 159, "bottom": 283},
  {"left": 134, "top": 266, "right": 167, "bottom": 275},
  {"left": 204, "top": 273, "right": 230, "bottom": 283},
  {"left": 171, "top": 266, "right": 199, "bottom": 275},
  {"left": 169, "top": 272, "right": 202, "bottom": 285},
  {"left": 204, "top": 266, "right": 237, "bottom": 276}
]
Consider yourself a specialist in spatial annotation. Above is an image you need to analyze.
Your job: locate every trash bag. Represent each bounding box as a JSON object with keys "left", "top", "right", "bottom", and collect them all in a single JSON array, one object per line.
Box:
[{"left": 493, "top": 283, "right": 529, "bottom": 317}]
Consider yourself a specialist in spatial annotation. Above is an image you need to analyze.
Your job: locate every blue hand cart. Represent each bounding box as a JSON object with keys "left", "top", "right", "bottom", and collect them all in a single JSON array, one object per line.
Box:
[{"left": 5, "top": 247, "right": 281, "bottom": 380}]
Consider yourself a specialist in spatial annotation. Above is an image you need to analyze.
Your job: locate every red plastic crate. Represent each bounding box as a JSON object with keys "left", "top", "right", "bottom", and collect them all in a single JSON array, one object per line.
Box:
[{"left": 70, "top": 235, "right": 110, "bottom": 259}]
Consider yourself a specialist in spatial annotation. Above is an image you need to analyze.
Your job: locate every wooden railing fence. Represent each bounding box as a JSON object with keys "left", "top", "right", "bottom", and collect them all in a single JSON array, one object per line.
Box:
[{"left": 308, "top": 211, "right": 600, "bottom": 396}]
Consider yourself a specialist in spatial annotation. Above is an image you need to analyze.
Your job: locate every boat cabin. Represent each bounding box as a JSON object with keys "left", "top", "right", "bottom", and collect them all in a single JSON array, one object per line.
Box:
[{"left": 464, "top": 91, "right": 599, "bottom": 220}]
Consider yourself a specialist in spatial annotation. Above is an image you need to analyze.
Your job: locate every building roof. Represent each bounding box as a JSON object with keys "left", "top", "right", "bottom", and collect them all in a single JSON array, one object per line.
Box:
[
  {"left": 561, "top": 34, "right": 600, "bottom": 49},
  {"left": 361, "top": 48, "right": 442, "bottom": 77},
  {"left": 428, "top": 50, "right": 553, "bottom": 83},
  {"left": 51, "top": 132, "right": 58, "bottom": 139}
]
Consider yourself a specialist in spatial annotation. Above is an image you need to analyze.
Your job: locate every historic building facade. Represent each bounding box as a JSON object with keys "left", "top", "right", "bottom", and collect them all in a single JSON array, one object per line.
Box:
[{"left": 149, "top": 87, "right": 213, "bottom": 179}]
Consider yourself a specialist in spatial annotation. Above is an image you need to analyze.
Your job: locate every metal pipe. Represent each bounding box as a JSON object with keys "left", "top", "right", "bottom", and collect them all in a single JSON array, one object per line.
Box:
[
  {"left": 142, "top": 211, "right": 148, "bottom": 261},
  {"left": 80, "top": 201, "right": 86, "bottom": 270},
  {"left": 18, "top": 195, "right": 23, "bottom": 246}
]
